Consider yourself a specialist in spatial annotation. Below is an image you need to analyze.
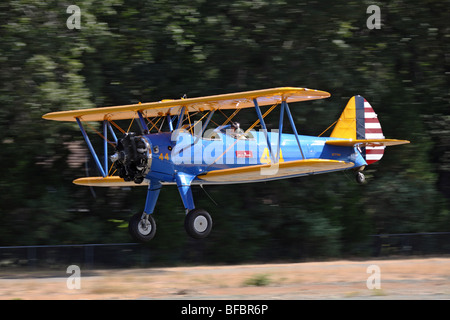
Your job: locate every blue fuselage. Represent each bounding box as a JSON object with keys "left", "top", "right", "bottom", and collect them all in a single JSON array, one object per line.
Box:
[{"left": 143, "top": 130, "right": 366, "bottom": 184}]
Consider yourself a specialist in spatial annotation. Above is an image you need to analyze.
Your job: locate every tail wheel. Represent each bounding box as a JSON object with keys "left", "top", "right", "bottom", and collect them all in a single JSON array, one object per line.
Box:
[
  {"left": 184, "top": 209, "right": 212, "bottom": 239},
  {"left": 356, "top": 171, "right": 366, "bottom": 185},
  {"left": 129, "top": 212, "right": 156, "bottom": 242}
]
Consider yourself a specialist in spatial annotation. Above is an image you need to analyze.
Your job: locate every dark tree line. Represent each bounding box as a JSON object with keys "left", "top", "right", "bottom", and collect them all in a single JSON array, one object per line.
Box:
[{"left": 0, "top": 0, "right": 449, "bottom": 263}]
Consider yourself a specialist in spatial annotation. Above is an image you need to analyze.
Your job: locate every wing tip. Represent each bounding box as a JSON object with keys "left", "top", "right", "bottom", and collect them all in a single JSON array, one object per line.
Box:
[{"left": 73, "top": 176, "right": 148, "bottom": 187}]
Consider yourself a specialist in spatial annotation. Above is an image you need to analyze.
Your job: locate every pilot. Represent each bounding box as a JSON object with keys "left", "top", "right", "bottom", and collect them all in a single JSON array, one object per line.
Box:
[{"left": 231, "top": 122, "right": 245, "bottom": 138}]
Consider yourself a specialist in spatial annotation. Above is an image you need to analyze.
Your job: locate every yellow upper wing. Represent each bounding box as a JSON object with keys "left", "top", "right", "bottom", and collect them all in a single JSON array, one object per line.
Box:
[{"left": 42, "top": 87, "right": 330, "bottom": 122}]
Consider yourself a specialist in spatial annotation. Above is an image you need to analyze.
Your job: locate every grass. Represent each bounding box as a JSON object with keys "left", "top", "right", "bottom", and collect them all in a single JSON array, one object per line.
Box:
[
  {"left": 243, "top": 274, "right": 272, "bottom": 287},
  {"left": 371, "top": 288, "right": 388, "bottom": 296}
]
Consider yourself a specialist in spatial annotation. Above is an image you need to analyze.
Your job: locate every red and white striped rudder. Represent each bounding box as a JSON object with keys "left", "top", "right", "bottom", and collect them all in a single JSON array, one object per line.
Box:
[{"left": 363, "top": 98, "right": 385, "bottom": 164}]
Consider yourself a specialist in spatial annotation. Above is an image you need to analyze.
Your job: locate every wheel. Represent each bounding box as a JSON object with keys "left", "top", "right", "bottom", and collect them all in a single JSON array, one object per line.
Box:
[
  {"left": 128, "top": 213, "right": 156, "bottom": 242},
  {"left": 356, "top": 171, "right": 366, "bottom": 185},
  {"left": 184, "top": 209, "right": 212, "bottom": 239}
]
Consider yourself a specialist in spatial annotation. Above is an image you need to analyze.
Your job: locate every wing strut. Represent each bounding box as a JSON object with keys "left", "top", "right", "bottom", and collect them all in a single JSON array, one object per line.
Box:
[
  {"left": 176, "top": 106, "right": 186, "bottom": 130},
  {"left": 107, "top": 122, "right": 118, "bottom": 143},
  {"left": 253, "top": 98, "right": 275, "bottom": 163},
  {"left": 253, "top": 99, "right": 306, "bottom": 162},
  {"left": 137, "top": 111, "right": 148, "bottom": 134},
  {"left": 76, "top": 118, "right": 107, "bottom": 177},
  {"left": 283, "top": 101, "right": 305, "bottom": 159},
  {"left": 277, "top": 101, "right": 285, "bottom": 163}
]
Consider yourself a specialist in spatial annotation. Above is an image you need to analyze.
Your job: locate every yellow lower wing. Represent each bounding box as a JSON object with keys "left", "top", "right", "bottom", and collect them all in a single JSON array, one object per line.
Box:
[
  {"left": 198, "top": 159, "right": 354, "bottom": 183},
  {"left": 73, "top": 176, "right": 148, "bottom": 187}
]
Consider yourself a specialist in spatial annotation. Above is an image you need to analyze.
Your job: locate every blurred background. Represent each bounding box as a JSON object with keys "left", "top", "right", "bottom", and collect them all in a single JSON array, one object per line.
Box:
[{"left": 0, "top": 0, "right": 449, "bottom": 268}]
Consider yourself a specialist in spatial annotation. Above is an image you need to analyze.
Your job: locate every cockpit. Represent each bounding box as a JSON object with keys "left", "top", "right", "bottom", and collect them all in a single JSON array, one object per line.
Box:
[{"left": 204, "top": 122, "right": 254, "bottom": 140}]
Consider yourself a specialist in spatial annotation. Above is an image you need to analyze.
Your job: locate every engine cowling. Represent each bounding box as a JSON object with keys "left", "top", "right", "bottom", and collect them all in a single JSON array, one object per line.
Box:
[{"left": 110, "top": 132, "right": 151, "bottom": 184}]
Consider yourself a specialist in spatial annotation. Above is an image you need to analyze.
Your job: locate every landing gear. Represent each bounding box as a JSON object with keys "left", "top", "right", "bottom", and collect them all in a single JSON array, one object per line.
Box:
[
  {"left": 356, "top": 171, "right": 366, "bottom": 185},
  {"left": 184, "top": 209, "right": 213, "bottom": 239},
  {"left": 127, "top": 173, "right": 213, "bottom": 242},
  {"left": 176, "top": 172, "right": 212, "bottom": 239},
  {"left": 129, "top": 212, "right": 156, "bottom": 242}
]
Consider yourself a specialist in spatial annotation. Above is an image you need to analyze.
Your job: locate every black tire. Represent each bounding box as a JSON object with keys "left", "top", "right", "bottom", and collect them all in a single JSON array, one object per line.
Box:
[
  {"left": 128, "top": 213, "right": 156, "bottom": 242},
  {"left": 184, "top": 209, "right": 212, "bottom": 239}
]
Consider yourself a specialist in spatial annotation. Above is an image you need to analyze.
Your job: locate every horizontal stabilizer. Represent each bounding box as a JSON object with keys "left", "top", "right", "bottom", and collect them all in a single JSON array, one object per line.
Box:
[
  {"left": 325, "top": 139, "right": 410, "bottom": 147},
  {"left": 198, "top": 159, "right": 354, "bottom": 183},
  {"left": 73, "top": 176, "right": 148, "bottom": 187}
]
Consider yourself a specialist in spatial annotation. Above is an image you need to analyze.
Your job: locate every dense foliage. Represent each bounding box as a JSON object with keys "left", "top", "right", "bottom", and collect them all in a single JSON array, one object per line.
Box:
[{"left": 0, "top": 0, "right": 449, "bottom": 263}]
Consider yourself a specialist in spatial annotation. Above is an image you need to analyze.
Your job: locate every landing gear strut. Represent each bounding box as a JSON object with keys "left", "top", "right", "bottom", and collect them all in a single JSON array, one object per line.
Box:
[{"left": 128, "top": 173, "right": 214, "bottom": 242}]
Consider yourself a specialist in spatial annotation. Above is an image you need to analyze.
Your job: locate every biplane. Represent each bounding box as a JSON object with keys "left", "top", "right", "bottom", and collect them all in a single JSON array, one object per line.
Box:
[{"left": 43, "top": 87, "right": 409, "bottom": 242}]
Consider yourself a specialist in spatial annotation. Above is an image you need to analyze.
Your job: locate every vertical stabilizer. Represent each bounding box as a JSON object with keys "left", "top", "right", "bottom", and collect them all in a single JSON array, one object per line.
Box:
[{"left": 330, "top": 95, "right": 385, "bottom": 164}]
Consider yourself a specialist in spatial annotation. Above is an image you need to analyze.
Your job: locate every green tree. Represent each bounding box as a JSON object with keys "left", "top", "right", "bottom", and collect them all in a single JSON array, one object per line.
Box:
[{"left": 0, "top": 0, "right": 448, "bottom": 262}]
